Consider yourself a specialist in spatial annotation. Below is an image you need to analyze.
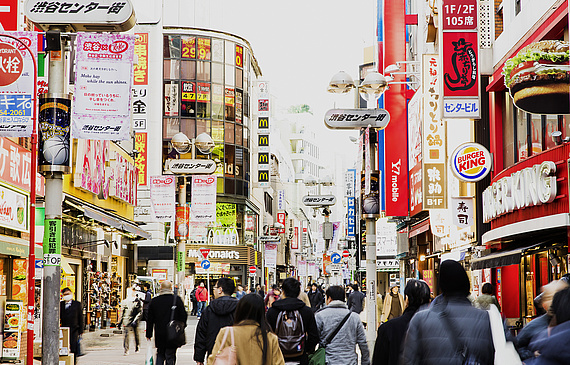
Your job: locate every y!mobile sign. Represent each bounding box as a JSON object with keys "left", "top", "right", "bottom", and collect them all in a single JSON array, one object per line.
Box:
[
  {"left": 149, "top": 175, "right": 175, "bottom": 222},
  {"left": 73, "top": 32, "right": 135, "bottom": 140},
  {"left": 191, "top": 175, "right": 217, "bottom": 222},
  {"left": 0, "top": 31, "right": 37, "bottom": 137}
]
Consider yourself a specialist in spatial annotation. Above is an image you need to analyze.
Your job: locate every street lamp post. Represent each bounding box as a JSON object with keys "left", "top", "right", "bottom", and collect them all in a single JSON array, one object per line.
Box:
[{"left": 169, "top": 132, "right": 215, "bottom": 298}]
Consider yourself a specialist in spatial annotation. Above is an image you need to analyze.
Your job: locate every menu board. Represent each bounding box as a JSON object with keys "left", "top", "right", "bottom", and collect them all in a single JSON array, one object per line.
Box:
[{"left": 2, "top": 301, "right": 22, "bottom": 360}]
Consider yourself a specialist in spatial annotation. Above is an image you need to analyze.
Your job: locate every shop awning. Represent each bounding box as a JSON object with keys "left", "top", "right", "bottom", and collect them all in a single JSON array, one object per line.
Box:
[
  {"left": 81, "top": 205, "right": 151, "bottom": 240},
  {"left": 470, "top": 243, "right": 544, "bottom": 270}
]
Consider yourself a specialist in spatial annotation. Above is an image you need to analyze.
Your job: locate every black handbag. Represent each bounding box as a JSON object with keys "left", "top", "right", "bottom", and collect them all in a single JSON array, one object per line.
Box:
[{"left": 166, "top": 294, "right": 186, "bottom": 347}]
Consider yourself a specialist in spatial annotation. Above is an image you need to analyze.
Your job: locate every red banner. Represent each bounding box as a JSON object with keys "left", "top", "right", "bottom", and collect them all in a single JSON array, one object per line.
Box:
[
  {"left": 197, "top": 38, "right": 211, "bottom": 60},
  {"left": 134, "top": 133, "right": 147, "bottom": 186},
  {"left": 442, "top": 32, "right": 479, "bottom": 97},
  {"left": 175, "top": 206, "right": 190, "bottom": 239},
  {"left": 235, "top": 45, "right": 243, "bottom": 67},
  {"left": 0, "top": 138, "right": 44, "bottom": 196},
  {"left": 134, "top": 33, "right": 148, "bottom": 85},
  {"left": 277, "top": 212, "right": 286, "bottom": 234},
  {"left": 181, "top": 36, "right": 196, "bottom": 59}
]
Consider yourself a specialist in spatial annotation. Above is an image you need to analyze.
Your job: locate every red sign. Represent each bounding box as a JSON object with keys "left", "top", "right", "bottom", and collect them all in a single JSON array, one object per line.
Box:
[
  {"left": 134, "top": 132, "right": 147, "bottom": 186},
  {"left": 0, "top": 137, "right": 44, "bottom": 196},
  {"left": 292, "top": 226, "right": 299, "bottom": 250},
  {"left": 175, "top": 206, "right": 190, "bottom": 239},
  {"left": 0, "top": 0, "right": 18, "bottom": 31},
  {"left": 197, "top": 37, "right": 210, "bottom": 60},
  {"left": 181, "top": 36, "right": 196, "bottom": 59},
  {"left": 342, "top": 250, "right": 349, "bottom": 258},
  {"left": 133, "top": 33, "right": 148, "bottom": 85},
  {"left": 277, "top": 212, "right": 286, "bottom": 234},
  {"left": 0, "top": 43, "right": 23, "bottom": 86},
  {"left": 248, "top": 266, "right": 256, "bottom": 274},
  {"left": 199, "top": 248, "right": 210, "bottom": 259},
  {"left": 235, "top": 45, "right": 243, "bottom": 67},
  {"left": 442, "top": 0, "right": 478, "bottom": 30},
  {"left": 442, "top": 32, "right": 479, "bottom": 97}
]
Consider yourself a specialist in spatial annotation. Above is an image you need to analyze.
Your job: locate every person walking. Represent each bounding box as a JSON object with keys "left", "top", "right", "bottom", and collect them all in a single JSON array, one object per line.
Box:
[
  {"left": 190, "top": 286, "right": 198, "bottom": 316},
  {"left": 381, "top": 286, "right": 404, "bottom": 323},
  {"left": 265, "top": 287, "right": 281, "bottom": 309},
  {"left": 473, "top": 283, "right": 501, "bottom": 311},
  {"left": 236, "top": 284, "right": 246, "bottom": 300},
  {"left": 347, "top": 284, "right": 365, "bottom": 314},
  {"left": 207, "top": 293, "right": 285, "bottom": 365},
  {"left": 194, "top": 277, "right": 239, "bottom": 365},
  {"left": 266, "top": 277, "right": 318, "bottom": 365},
  {"left": 315, "top": 285, "right": 369, "bottom": 365},
  {"left": 145, "top": 280, "right": 188, "bottom": 365},
  {"left": 142, "top": 283, "right": 152, "bottom": 321},
  {"left": 372, "top": 279, "right": 430, "bottom": 365},
  {"left": 60, "top": 287, "right": 83, "bottom": 363},
  {"left": 401, "top": 260, "right": 495, "bottom": 365},
  {"left": 121, "top": 286, "right": 142, "bottom": 355},
  {"left": 308, "top": 283, "right": 324, "bottom": 313},
  {"left": 195, "top": 282, "right": 208, "bottom": 318}
]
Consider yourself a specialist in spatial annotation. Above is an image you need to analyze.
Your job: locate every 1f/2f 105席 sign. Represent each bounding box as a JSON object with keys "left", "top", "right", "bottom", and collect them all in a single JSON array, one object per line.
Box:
[{"left": 324, "top": 109, "right": 390, "bottom": 129}]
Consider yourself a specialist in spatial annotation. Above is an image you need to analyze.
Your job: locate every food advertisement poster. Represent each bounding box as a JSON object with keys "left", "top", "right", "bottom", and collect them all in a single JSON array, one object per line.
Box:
[
  {"left": 0, "top": 185, "right": 28, "bottom": 232},
  {"left": 3, "top": 300, "right": 22, "bottom": 359}
]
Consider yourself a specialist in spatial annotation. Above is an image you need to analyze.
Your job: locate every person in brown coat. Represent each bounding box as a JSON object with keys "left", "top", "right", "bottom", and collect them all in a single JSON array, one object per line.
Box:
[
  {"left": 381, "top": 286, "right": 404, "bottom": 322},
  {"left": 207, "top": 293, "right": 284, "bottom": 365}
]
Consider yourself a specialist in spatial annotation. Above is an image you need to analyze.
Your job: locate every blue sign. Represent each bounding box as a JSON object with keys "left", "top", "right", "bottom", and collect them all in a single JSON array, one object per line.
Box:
[
  {"left": 35, "top": 259, "right": 43, "bottom": 269},
  {"left": 347, "top": 197, "right": 356, "bottom": 237},
  {"left": 201, "top": 259, "right": 211, "bottom": 270},
  {"left": 331, "top": 252, "right": 341, "bottom": 264},
  {"left": 0, "top": 94, "right": 33, "bottom": 135}
]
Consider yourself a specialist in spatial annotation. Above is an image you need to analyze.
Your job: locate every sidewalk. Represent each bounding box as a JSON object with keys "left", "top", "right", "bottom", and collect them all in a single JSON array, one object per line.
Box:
[{"left": 33, "top": 317, "right": 199, "bottom": 365}]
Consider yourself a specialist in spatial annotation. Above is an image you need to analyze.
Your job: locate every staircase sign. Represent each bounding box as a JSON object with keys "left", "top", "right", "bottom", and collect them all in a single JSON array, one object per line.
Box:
[{"left": 199, "top": 248, "right": 210, "bottom": 259}]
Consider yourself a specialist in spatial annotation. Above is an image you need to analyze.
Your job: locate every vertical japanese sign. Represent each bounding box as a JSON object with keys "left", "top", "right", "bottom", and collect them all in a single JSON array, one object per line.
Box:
[
  {"left": 345, "top": 169, "right": 356, "bottom": 197},
  {"left": 73, "top": 33, "right": 135, "bottom": 140},
  {"left": 376, "top": 218, "right": 397, "bottom": 256},
  {"left": 408, "top": 90, "right": 423, "bottom": 216},
  {"left": 0, "top": 31, "right": 37, "bottom": 137},
  {"left": 451, "top": 197, "right": 474, "bottom": 228},
  {"left": 235, "top": 45, "right": 243, "bottom": 67},
  {"left": 292, "top": 226, "right": 299, "bottom": 250},
  {"left": 441, "top": 0, "right": 480, "bottom": 118},
  {"left": 191, "top": 175, "right": 217, "bottom": 222},
  {"left": 422, "top": 55, "right": 447, "bottom": 209},
  {"left": 347, "top": 197, "right": 356, "bottom": 238},
  {"left": 149, "top": 175, "right": 176, "bottom": 222},
  {"left": 197, "top": 37, "right": 211, "bottom": 60},
  {"left": 257, "top": 81, "right": 270, "bottom": 187},
  {"left": 132, "top": 33, "right": 149, "bottom": 131},
  {"left": 277, "top": 212, "right": 286, "bottom": 234},
  {"left": 277, "top": 189, "right": 285, "bottom": 210},
  {"left": 264, "top": 243, "right": 277, "bottom": 269},
  {"left": 0, "top": 137, "right": 45, "bottom": 196},
  {"left": 134, "top": 132, "right": 147, "bottom": 185},
  {"left": 43, "top": 218, "right": 61, "bottom": 266}
]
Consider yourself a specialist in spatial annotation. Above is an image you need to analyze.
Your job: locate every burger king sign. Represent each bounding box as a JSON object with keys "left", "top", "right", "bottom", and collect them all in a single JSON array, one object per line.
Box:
[{"left": 450, "top": 142, "right": 491, "bottom": 182}]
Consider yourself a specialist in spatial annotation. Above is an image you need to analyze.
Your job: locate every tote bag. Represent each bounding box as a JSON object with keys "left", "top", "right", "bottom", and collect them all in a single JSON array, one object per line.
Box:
[
  {"left": 488, "top": 305, "right": 522, "bottom": 365},
  {"left": 213, "top": 327, "right": 237, "bottom": 365}
]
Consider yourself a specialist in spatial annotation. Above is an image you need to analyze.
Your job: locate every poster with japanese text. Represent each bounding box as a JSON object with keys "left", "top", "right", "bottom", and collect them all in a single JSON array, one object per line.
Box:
[
  {"left": 132, "top": 33, "right": 149, "bottom": 132},
  {"left": 191, "top": 175, "right": 217, "bottom": 222},
  {"left": 149, "top": 175, "right": 176, "bottom": 222},
  {"left": 73, "top": 33, "right": 135, "bottom": 140},
  {"left": 0, "top": 32, "right": 37, "bottom": 137},
  {"left": 451, "top": 197, "right": 474, "bottom": 228},
  {"left": 264, "top": 243, "right": 277, "bottom": 269},
  {"left": 0, "top": 137, "right": 45, "bottom": 196},
  {"left": 134, "top": 132, "right": 147, "bottom": 185}
]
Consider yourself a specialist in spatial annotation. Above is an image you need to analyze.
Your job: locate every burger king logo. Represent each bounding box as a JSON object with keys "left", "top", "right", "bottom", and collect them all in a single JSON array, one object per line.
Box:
[{"left": 450, "top": 142, "right": 491, "bottom": 182}]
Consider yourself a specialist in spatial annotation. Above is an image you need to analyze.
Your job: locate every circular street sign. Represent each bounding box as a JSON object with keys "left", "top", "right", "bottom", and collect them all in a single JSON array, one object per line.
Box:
[
  {"left": 331, "top": 252, "right": 341, "bottom": 264},
  {"left": 249, "top": 266, "right": 256, "bottom": 274},
  {"left": 201, "top": 259, "right": 211, "bottom": 270},
  {"left": 449, "top": 142, "right": 491, "bottom": 182},
  {"left": 342, "top": 250, "right": 350, "bottom": 258},
  {"left": 0, "top": 43, "right": 24, "bottom": 86}
]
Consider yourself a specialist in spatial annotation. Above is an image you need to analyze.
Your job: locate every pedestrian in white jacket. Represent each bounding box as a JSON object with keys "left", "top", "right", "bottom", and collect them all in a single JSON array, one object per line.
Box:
[{"left": 315, "top": 285, "right": 370, "bottom": 365}]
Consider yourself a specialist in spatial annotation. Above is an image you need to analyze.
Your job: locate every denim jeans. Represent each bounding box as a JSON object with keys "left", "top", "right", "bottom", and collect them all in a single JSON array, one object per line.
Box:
[
  {"left": 156, "top": 347, "right": 177, "bottom": 365},
  {"left": 123, "top": 323, "right": 139, "bottom": 353},
  {"left": 197, "top": 301, "right": 207, "bottom": 317}
]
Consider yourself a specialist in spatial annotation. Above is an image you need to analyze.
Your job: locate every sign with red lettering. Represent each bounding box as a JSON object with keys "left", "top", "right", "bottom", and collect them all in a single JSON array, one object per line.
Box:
[
  {"left": 450, "top": 142, "right": 491, "bottom": 182},
  {"left": 277, "top": 212, "right": 286, "bottom": 234},
  {"left": 0, "top": 137, "right": 45, "bottom": 196},
  {"left": 442, "top": 0, "right": 478, "bottom": 31}
]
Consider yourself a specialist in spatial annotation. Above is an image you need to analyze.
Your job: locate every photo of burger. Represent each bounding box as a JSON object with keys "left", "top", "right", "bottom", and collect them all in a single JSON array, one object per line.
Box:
[{"left": 502, "top": 40, "right": 569, "bottom": 115}]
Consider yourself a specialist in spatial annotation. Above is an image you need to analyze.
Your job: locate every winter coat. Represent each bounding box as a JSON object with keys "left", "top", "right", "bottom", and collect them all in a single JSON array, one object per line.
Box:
[
  {"left": 525, "top": 320, "right": 570, "bottom": 365},
  {"left": 473, "top": 294, "right": 501, "bottom": 312},
  {"left": 266, "top": 297, "right": 319, "bottom": 365},
  {"left": 315, "top": 300, "right": 370, "bottom": 365},
  {"left": 194, "top": 295, "right": 238, "bottom": 362},
  {"left": 206, "top": 320, "right": 285, "bottom": 365},
  {"left": 60, "top": 300, "right": 83, "bottom": 355},
  {"left": 196, "top": 286, "right": 208, "bottom": 302},
  {"left": 401, "top": 296, "right": 495, "bottom": 365},
  {"left": 145, "top": 292, "right": 187, "bottom": 349},
  {"left": 373, "top": 306, "right": 420, "bottom": 365},
  {"left": 347, "top": 290, "right": 365, "bottom": 314},
  {"left": 142, "top": 290, "right": 152, "bottom": 321},
  {"left": 308, "top": 290, "right": 324, "bottom": 312},
  {"left": 515, "top": 314, "right": 550, "bottom": 360},
  {"left": 381, "top": 292, "right": 404, "bottom": 322},
  {"left": 298, "top": 291, "right": 311, "bottom": 307},
  {"left": 121, "top": 296, "right": 142, "bottom": 327}
]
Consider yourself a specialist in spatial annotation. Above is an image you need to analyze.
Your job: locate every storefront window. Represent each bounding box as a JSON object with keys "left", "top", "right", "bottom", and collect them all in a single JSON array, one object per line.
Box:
[
  {"left": 225, "top": 41, "right": 235, "bottom": 65},
  {"left": 235, "top": 90, "right": 243, "bottom": 124},
  {"left": 235, "top": 124, "right": 243, "bottom": 146},
  {"left": 563, "top": 115, "right": 570, "bottom": 140},
  {"left": 530, "top": 114, "right": 542, "bottom": 155},
  {"left": 164, "top": 59, "right": 179, "bottom": 79},
  {"left": 225, "top": 87, "right": 235, "bottom": 122},
  {"left": 212, "top": 120, "right": 224, "bottom": 142},
  {"left": 225, "top": 122, "right": 235, "bottom": 143},
  {"left": 545, "top": 115, "right": 559, "bottom": 150},
  {"left": 236, "top": 146, "right": 244, "bottom": 178},
  {"left": 197, "top": 119, "right": 210, "bottom": 136},
  {"left": 516, "top": 107, "right": 528, "bottom": 161},
  {"left": 225, "top": 144, "right": 235, "bottom": 177},
  {"left": 212, "top": 63, "right": 224, "bottom": 84},
  {"left": 212, "top": 84, "right": 224, "bottom": 120},
  {"left": 212, "top": 39, "right": 224, "bottom": 62},
  {"left": 225, "top": 65, "right": 235, "bottom": 87},
  {"left": 180, "top": 60, "right": 196, "bottom": 79},
  {"left": 163, "top": 35, "right": 180, "bottom": 58},
  {"left": 164, "top": 118, "right": 179, "bottom": 139},
  {"left": 236, "top": 68, "right": 243, "bottom": 89},
  {"left": 180, "top": 119, "right": 195, "bottom": 139},
  {"left": 197, "top": 61, "right": 211, "bottom": 81}
]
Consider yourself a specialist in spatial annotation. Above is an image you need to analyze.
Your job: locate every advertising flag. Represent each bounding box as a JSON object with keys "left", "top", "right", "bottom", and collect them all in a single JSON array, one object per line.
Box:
[
  {"left": 191, "top": 175, "right": 217, "bottom": 222},
  {"left": 150, "top": 175, "right": 176, "bottom": 222}
]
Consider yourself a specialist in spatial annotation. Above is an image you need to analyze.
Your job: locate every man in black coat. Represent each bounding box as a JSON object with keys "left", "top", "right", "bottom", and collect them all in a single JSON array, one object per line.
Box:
[
  {"left": 60, "top": 287, "right": 83, "bottom": 361},
  {"left": 347, "top": 283, "right": 366, "bottom": 313},
  {"left": 307, "top": 283, "right": 324, "bottom": 313},
  {"left": 194, "top": 277, "right": 238, "bottom": 365},
  {"left": 146, "top": 280, "right": 187, "bottom": 365},
  {"left": 267, "top": 277, "right": 318, "bottom": 365},
  {"left": 141, "top": 283, "right": 152, "bottom": 321},
  {"left": 373, "top": 279, "right": 430, "bottom": 365}
]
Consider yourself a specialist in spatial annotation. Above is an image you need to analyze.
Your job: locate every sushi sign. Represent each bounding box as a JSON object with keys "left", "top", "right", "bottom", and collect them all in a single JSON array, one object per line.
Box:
[{"left": 450, "top": 142, "right": 491, "bottom": 182}]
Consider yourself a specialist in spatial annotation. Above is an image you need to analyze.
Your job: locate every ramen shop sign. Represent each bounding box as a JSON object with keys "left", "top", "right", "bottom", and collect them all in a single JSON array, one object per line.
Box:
[{"left": 482, "top": 161, "right": 557, "bottom": 223}]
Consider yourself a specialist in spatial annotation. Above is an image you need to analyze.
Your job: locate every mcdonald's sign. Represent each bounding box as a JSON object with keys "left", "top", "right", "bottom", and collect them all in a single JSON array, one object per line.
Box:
[
  {"left": 258, "top": 152, "right": 269, "bottom": 165},
  {"left": 258, "top": 170, "right": 270, "bottom": 183},
  {"left": 258, "top": 117, "right": 269, "bottom": 130},
  {"left": 258, "top": 134, "right": 269, "bottom": 152}
]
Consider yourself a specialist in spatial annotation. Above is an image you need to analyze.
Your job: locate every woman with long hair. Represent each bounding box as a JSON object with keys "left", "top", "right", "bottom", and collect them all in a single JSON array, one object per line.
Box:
[{"left": 207, "top": 293, "right": 284, "bottom": 365}]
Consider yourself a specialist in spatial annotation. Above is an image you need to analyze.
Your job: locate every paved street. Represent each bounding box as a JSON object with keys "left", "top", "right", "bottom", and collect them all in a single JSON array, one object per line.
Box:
[{"left": 76, "top": 317, "right": 199, "bottom": 365}]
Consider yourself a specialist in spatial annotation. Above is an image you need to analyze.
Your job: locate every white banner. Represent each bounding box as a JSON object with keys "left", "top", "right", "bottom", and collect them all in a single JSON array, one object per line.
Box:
[
  {"left": 451, "top": 197, "right": 474, "bottom": 228},
  {"left": 277, "top": 189, "right": 285, "bottom": 211},
  {"left": 430, "top": 209, "right": 450, "bottom": 237},
  {"left": 376, "top": 218, "right": 397, "bottom": 256},
  {"left": 149, "top": 175, "right": 176, "bottom": 222},
  {"left": 264, "top": 243, "right": 277, "bottom": 269},
  {"left": 315, "top": 224, "right": 325, "bottom": 254},
  {"left": 73, "top": 33, "right": 135, "bottom": 140},
  {"left": 191, "top": 175, "right": 217, "bottom": 222},
  {"left": 0, "top": 32, "right": 37, "bottom": 137},
  {"left": 298, "top": 260, "right": 307, "bottom": 277},
  {"left": 308, "top": 262, "right": 317, "bottom": 278}
]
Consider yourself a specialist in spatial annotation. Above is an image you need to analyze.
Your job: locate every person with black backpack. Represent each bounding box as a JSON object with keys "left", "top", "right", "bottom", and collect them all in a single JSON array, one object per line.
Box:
[{"left": 266, "top": 277, "right": 318, "bottom": 365}]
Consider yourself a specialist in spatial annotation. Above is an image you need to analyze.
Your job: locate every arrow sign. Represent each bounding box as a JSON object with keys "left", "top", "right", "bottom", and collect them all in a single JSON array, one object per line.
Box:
[
  {"left": 199, "top": 247, "right": 210, "bottom": 259},
  {"left": 331, "top": 252, "right": 342, "bottom": 264},
  {"left": 201, "top": 259, "right": 211, "bottom": 270}
]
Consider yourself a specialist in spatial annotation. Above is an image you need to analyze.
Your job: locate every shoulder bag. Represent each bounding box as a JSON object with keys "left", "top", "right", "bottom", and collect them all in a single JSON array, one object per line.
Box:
[
  {"left": 212, "top": 327, "right": 237, "bottom": 365},
  {"left": 166, "top": 294, "right": 186, "bottom": 347},
  {"left": 488, "top": 305, "right": 521, "bottom": 365},
  {"left": 308, "top": 311, "right": 352, "bottom": 365}
]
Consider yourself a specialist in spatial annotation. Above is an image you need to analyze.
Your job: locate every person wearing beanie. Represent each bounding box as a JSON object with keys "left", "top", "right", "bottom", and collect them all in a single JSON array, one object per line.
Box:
[{"left": 401, "top": 260, "right": 495, "bottom": 365}]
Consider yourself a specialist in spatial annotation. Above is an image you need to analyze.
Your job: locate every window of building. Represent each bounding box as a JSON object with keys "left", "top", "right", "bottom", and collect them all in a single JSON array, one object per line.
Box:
[
  {"left": 197, "top": 61, "right": 211, "bottom": 81},
  {"left": 212, "top": 62, "right": 224, "bottom": 84},
  {"left": 264, "top": 192, "right": 273, "bottom": 215},
  {"left": 212, "top": 39, "right": 224, "bottom": 62},
  {"left": 164, "top": 59, "right": 179, "bottom": 79}
]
